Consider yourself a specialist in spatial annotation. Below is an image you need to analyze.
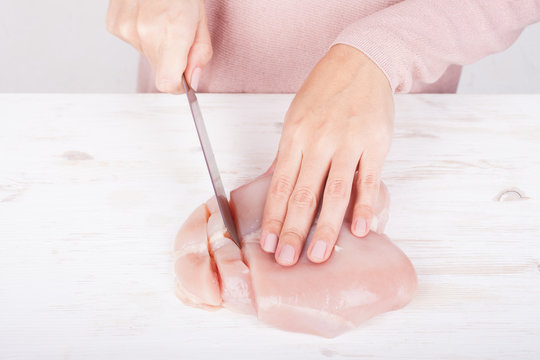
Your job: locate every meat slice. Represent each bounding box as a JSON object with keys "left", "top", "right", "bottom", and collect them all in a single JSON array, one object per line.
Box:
[
  {"left": 206, "top": 197, "right": 255, "bottom": 315},
  {"left": 173, "top": 172, "right": 417, "bottom": 337},
  {"left": 173, "top": 203, "right": 221, "bottom": 309}
]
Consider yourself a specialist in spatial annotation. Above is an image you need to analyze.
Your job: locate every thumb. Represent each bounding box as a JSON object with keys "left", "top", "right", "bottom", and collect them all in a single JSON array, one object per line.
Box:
[{"left": 185, "top": 5, "right": 213, "bottom": 91}]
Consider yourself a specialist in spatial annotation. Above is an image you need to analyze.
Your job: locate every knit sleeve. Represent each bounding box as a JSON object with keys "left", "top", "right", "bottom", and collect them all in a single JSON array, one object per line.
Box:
[{"left": 332, "top": 0, "right": 540, "bottom": 93}]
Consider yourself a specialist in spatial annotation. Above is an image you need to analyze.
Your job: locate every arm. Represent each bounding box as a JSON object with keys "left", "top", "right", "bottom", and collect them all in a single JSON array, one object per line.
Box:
[{"left": 332, "top": 0, "right": 540, "bottom": 92}]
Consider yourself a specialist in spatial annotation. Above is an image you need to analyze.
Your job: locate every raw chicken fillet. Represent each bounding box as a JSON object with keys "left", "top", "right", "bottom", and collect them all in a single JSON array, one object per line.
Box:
[{"left": 174, "top": 172, "right": 417, "bottom": 337}]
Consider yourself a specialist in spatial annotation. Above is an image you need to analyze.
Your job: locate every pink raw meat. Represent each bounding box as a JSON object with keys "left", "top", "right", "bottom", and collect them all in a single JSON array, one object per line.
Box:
[{"left": 173, "top": 172, "right": 417, "bottom": 337}]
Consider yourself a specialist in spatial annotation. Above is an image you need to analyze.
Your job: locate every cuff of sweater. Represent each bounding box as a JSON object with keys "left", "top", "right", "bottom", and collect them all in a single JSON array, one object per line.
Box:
[{"left": 331, "top": 24, "right": 413, "bottom": 93}]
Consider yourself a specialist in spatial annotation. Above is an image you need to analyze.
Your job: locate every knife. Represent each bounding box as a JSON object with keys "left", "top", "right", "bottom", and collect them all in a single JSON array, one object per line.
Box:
[{"left": 181, "top": 75, "right": 242, "bottom": 248}]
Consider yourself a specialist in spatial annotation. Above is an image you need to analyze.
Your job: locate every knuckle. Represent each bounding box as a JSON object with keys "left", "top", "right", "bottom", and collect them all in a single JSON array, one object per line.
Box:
[
  {"left": 284, "top": 115, "right": 310, "bottom": 138},
  {"left": 262, "top": 217, "right": 284, "bottom": 232},
  {"left": 135, "top": 19, "right": 155, "bottom": 40},
  {"left": 155, "top": 79, "right": 180, "bottom": 93},
  {"left": 279, "top": 126, "right": 297, "bottom": 146},
  {"left": 371, "top": 133, "right": 391, "bottom": 151},
  {"left": 325, "top": 178, "right": 349, "bottom": 200},
  {"left": 164, "top": 7, "right": 185, "bottom": 24},
  {"left": 198, "top": 43, "right": 213, "bottom": 61},
  {"left": 315, "top": 222, "right": 339, "bottom": 239},
  {"left": 190, "top": 42, "right": 214, "bottom": 63},
  {"left": 270, "top": 175, "right": 294, "bottom": 200},
  {"left": 375, "top": 128, "right": 392, "bottom": 143},
  {"left": 280, "top": 228, "right": 306, "bottom": 244},
  {"left": 342, "top": 136, "right": 364, "bottom": 154},
  {"left": 359, "top": 173, "right": 380, "bottom": 189},
  {"left": 290, "top": 186, "right": 317, "bottom": 209},
  {"left": 311, "top": 139, "right": 330, "bottom": 155},
  {"left": 164, "top": 22, "right": 186, "bottom": 40},
  {"left": 117, "top": 21, "right": 137, "bottom": 41}
]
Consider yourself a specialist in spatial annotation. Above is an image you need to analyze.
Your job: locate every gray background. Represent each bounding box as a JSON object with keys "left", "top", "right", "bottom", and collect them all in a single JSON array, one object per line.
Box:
[{"left": 1, "top": 0, "right": 539, "bottom": 93}]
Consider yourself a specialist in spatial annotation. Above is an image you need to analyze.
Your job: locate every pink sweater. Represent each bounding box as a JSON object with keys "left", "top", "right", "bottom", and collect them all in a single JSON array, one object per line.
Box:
[{"left": 138, "top": 0, "right": 540, "bottom": 94}]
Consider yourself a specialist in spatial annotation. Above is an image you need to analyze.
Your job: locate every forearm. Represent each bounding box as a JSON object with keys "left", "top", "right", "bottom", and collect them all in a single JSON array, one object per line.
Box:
[{"left": 332, "top": 0, "right": 540, "bottom": 93}]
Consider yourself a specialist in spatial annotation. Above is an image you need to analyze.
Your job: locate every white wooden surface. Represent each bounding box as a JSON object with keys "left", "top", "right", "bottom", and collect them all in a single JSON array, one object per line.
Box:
[{"left": 0, "top": 94, "right": 539, "bottom": 359}]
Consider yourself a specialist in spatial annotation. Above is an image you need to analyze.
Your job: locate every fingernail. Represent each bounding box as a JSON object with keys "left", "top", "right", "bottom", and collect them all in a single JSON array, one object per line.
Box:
[
  {"left": 311, "top": 240, "right": 327, "bottom": 261},
  {"left": 354, "top": 218, "right": 367, "bottom": 236},
  {"left": 190, "top": 67, "right": 201, "bottom": 91},
  {"left": 278, "top": 244, "right": 295, "bottom": 265},
  {"left": 262, "top": 233, "right": 278, "bottom": 253}
]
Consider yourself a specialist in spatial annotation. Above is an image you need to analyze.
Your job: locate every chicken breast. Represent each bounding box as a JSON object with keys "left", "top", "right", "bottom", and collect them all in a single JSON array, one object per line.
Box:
[{"left": 173, "top": 172, "right": 417, "bottom": 337}]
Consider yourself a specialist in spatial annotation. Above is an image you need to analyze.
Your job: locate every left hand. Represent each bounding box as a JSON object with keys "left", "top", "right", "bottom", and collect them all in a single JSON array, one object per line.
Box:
[{"left": 259, "top": 44, "right": 394, "bottom": 266}]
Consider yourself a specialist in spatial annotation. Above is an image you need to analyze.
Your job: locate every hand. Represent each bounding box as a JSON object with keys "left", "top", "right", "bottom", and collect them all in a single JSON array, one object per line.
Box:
[
  {"left": 106, "top": 0, "right": 212, "bottom": 93},
  {"left": 260, "top": 44, "right": 394, "bottom": 266}
]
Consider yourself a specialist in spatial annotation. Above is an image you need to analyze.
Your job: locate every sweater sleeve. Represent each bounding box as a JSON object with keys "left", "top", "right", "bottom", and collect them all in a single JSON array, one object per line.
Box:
[{"left": 332, "top": 0, "right": 540, "bottom": 93}]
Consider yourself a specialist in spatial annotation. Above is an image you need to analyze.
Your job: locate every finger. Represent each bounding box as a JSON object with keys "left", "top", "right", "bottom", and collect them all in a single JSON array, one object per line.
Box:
[
  {"left": 105, "top": 0, "right": 120, "bottom": 34},
  {"left": 259, "top": 149, "right": 302, "bottom": 255},
  {"left": 142, "top": 1, "right": 198, "bottom": 95},
  {"left": 275, "top": 154, "right": 331, "bottom": 266},
  {"left": 106, "top": 0, "right": 142, "bottom": 52},
  {"left": 307, "top": 153, "right": 357, "bottom": 263},
  {"left": 153, "top": 33, "right": 195, "bottom": 94},
  {"left": 351, "top": 153, "right": 383, "bottom": 237},
  {"left": 185, "top": 5, "right": 213, "bottom": 91}
]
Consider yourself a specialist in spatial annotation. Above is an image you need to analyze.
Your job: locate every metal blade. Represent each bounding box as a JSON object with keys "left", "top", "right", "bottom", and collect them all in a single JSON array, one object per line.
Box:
[{"left": 181, "top": 75, "right": 241, "bottom": 248}]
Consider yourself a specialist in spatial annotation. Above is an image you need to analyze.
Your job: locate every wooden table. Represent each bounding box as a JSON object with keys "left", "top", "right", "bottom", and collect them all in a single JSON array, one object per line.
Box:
[{"left": 1, "top": 94, "right": 539, "bottom": 359}]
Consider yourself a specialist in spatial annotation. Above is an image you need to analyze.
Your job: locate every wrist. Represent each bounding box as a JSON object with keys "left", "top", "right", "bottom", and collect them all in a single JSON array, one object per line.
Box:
[{"left": 327, "top": 44, "right": 392, "bottom": 93}]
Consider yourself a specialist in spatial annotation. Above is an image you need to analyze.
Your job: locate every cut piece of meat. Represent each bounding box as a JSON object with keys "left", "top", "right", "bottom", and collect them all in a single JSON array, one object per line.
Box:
[
  {"left": 173, "top": 172, "right": 417, "bottom": 337},
  {"left": 206, "top": 197, "right": 255, "bottom": 315},
  {"left": 173, "top": 203, "right": 221, "bottom": 309}
]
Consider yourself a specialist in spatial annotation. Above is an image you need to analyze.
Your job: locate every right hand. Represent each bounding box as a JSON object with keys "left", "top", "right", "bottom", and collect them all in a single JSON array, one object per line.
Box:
[{"left": 106, "top": 0, "right": 213, "bottom": 93}]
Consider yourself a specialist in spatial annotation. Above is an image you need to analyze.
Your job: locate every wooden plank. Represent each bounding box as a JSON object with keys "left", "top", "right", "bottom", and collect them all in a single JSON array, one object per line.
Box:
[{"left": 0, "top": 94, "right": 539, "bottom": 359}]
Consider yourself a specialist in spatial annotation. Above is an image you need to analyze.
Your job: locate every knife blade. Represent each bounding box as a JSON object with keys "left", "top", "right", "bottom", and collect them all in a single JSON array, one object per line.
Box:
[{"left": 181, "top": 75, "right": 241, "bottom": 248}]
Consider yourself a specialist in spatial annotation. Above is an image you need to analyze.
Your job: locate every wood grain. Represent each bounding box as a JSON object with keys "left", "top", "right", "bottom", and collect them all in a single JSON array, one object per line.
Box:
[{"left": 0, "top": 94, "right": 539, "bottom": 359}]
